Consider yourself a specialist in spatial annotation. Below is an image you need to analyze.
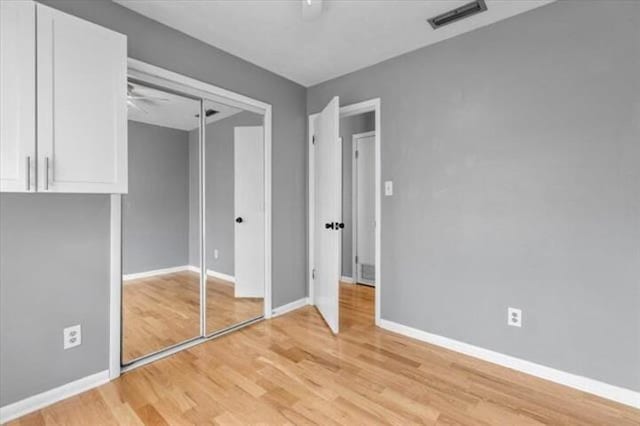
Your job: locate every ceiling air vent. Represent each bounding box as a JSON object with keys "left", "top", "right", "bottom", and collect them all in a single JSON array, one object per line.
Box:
[{"left": 427, "top": 0, "right": 487, "bottom": 30}]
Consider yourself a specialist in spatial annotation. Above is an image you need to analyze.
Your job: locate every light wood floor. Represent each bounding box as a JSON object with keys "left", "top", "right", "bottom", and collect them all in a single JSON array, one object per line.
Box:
[
  {"left": 123, "top": 270, "right": 263, "bottom": 362},
  {"left": 12, "top": 283, "right": 640, "bottom": 425}
]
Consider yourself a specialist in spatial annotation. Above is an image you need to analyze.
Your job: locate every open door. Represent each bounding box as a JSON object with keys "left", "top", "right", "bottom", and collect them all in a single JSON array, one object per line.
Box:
[
  {"left": 234, "top": 126, "right": 265, "bottom": 298},
  {"left": 313, "top": 97, "right": 341, "bottom": 333}
]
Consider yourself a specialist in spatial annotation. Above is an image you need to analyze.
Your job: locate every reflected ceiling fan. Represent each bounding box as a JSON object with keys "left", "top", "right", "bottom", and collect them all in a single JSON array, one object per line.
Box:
[{"left": 126, "top": 83, "right": 169, "bottom": 114}]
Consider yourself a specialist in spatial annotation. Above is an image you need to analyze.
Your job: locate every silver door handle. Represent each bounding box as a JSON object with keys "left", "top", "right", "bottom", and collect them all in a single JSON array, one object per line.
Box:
[{"left": 26, "top": 156, "right": 31, "bottom": 191}]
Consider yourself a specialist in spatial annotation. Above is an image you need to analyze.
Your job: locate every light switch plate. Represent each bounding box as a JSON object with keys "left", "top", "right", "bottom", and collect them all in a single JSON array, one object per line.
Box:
[{"left": 385, "top": 181, "right": 393, "bottom": 196}]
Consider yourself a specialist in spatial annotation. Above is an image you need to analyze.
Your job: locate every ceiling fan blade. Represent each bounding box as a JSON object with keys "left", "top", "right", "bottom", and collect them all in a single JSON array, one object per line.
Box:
[{"left": 127, "top": 99, "right": 148, "bottom": 114}]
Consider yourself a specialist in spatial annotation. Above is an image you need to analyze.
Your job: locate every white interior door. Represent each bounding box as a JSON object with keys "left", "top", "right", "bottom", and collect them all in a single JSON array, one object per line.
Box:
[
  {"left": 355, "top": 133, "right": 376, "bottom": 285},
  {"left": 36, "top": 4, "right": 127, "bottom": 193},
  {"left": 0, "top": 0, "right": 36, "bottom": 193},
  {"left": 314, "top": 97, "right": 341, "bottom": 333},
  {"left": 234, "top": 126, "right": 265, "bottom": 298}
]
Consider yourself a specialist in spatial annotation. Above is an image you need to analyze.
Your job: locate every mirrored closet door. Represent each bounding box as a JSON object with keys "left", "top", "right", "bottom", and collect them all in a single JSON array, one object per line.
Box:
[
  {"left": 122, "top": 81, "right": 201, "bottom": 364},
  {"left": 120, "top": 72, "right": 268, "bottom": 367},
  {"left": 204, "top": 101, "right": 265, "bottom": 335}
]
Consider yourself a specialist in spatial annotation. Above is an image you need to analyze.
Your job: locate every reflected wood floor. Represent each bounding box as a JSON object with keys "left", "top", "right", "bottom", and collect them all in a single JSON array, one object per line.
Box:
[
  {"left": 123, "top": 270, "right": 263, "bottom": 362},
  {"left": 11, "top": 283, "right": 640, "bottom": 425}
]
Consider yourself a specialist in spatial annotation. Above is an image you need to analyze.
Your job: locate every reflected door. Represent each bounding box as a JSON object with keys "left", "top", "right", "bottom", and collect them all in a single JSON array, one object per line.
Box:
[{"left": 234, "top": 126, "right": 265, "bottom": 298}]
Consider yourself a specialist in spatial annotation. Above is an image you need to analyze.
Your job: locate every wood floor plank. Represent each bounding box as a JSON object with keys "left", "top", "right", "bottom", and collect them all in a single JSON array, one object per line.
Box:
[{"left": 8, "top": 283, "right": 640, "bottom": 425}]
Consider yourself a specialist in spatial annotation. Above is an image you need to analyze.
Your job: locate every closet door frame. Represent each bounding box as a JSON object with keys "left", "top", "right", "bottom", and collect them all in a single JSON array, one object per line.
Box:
[{"left": 111, "top": 59, "right": 273, "bottom": 378}]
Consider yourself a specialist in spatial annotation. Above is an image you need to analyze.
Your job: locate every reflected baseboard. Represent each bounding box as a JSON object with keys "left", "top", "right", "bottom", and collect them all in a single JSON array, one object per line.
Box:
[
  {"left": 186, "top": 265, "right": 236, "bottom": 285},
  {"left": 123, "top": 265, "right": 235, "bottom": 285},
  {"left": 123, "top": 265, "right": 192, "bottom": 282}
]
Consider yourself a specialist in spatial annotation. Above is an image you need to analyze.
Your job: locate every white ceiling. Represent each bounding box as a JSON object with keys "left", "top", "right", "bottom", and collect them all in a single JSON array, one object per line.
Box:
[
  {"left": 127, "top": 82, "right": 242, "bottom": 131},
  {"left": 115, "top": 0, "right": 554, "bottom": 87}
]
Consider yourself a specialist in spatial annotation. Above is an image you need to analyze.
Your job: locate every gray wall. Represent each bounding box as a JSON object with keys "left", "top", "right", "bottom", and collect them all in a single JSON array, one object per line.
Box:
[
  {"left": 0, "top": 195, "right": 110, "bottom": 405},
  {"left": 340, "top": 112, "right": 375, "bottom": 277},
  {"left": 188, "top": 111, "right": 264, "bottom": 276},
  {"left": 123, "top": 121, "right": 190, "bottom": 275},
  {"left": 0, "top": 0, "right": 306, "bottom": 406},
  {"left": 308, "top": 0, "right": 640, "bottom": 391}
]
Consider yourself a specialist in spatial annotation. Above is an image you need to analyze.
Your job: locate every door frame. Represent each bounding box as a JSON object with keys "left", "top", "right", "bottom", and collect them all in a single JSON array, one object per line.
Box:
[
  {"left": 308, "top": 98, "right": 381, "bottom": 326},
  {"left": 109, "top": 58, "right": 273, "bottom": 379},
  {"left": 352, "top": 130, "right": 376, "bottom": 286}
]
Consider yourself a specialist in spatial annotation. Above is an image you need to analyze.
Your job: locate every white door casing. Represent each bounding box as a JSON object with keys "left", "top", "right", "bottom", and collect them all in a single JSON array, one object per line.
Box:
[
  {"left": 313, "top": 96, "right": 341, "bottom": 334},
  {"left": 234, "top": 126, "right": 265, "bottom": 298},
  {"left": 354, "top": 132, "right": 376, "bottom": 285},
  {"left": 36, "top": 4, "right": 127, "bottom": 193},
  {"left": 0, "top": 0, "right": 36, "bottom": 192}
]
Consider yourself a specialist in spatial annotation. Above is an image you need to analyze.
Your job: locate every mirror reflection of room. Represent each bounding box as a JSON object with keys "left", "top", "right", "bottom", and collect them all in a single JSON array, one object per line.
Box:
[
  {"left": 203, "top": 102, "right": 265, "bottom": 335},
  {"left": 122, "top": 81, "right": 201, "bottom": 363}
]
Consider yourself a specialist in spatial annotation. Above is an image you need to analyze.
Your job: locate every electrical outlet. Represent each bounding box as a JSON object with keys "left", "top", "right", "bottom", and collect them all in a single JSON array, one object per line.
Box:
[
  {"left": 63, "top": 325, "right": 82, "bottom": 349},
  {"left": 214, "top": 249, "right": 219, "bottom": 259},
  {"left": 508, "top": 307, "right": 522, "bottom": 328}
]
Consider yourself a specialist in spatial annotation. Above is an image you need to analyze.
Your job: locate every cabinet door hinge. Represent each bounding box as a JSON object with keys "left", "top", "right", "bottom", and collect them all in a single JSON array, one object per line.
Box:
[
  {"left": 312, "top": 135, "right": 316, "bottom": 144},
  {"left": 312, "top": 269, "right": 316, "bottom": 279}
]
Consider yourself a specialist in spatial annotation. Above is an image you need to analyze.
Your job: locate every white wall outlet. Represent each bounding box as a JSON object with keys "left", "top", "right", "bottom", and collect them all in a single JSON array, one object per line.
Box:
[
  {"left": 508, "top": 307, "right": 522, "bottom": 328},
  {"left": 384, "top": 180, "right": 393, "bottom": 196},
  {"left": 63, "top": 325, "right": 82, "bottom": 349},
  {"left": 214, "top": 249, "right": 219, "bottom": 259}
]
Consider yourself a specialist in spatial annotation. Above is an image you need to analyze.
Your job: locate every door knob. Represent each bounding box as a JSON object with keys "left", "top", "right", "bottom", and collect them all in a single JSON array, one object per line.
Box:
[
  {"left": 325, "top": 222, "right": 335, "bottom": 229},
  {"left": 236, "top": 217, "right": 243, "bottom": 223}
]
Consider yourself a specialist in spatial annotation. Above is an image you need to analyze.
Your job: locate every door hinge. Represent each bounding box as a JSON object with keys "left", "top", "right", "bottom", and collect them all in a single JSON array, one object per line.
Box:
[
  {"left": 312, "top": 269, "right": 316, "bottom": 279},
  {"left": 312, "top": 135, "right": 316, "bottom": 144},
  {"left": 355, "top": 150, "right": 359, "bottom": 159},
  {"left": 355, "top": 255, "right": 358, "bottom": 264}
]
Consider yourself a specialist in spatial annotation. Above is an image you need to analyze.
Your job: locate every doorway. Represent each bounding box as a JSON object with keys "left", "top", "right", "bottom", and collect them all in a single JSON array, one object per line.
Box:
[
  {"left": 110, "top": 59, "right": 272, "bottom": 376},
  {"left": 308, "top": 98, "right": 381, "bottom": 334},
  {"left": 352, "top": 130, "right": 376, "bottom": 286}
]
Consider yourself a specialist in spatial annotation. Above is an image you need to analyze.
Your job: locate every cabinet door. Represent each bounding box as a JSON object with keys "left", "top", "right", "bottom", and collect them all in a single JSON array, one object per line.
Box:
[
  {"left": 37, "top": 4, "right": 127, "bottom": 193},
  {"left": 0, "top": 1, "right": 36, "bottom": 192}
]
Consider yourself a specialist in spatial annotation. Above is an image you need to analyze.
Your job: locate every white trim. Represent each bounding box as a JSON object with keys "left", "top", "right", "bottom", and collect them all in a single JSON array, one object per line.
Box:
[
  {"left": 379, "top": 319, "right": 640, "bottom": 409},
  {"left": 340, "top": 275, "right": 354, "bottom": 283},
  {"left": 263, "top": 105, "right": 273, "bottom": 319},
  {"left": 122, "top": 265, "right": 191, "bottom": 281},
  {"left": 128, "top": 58, "right": 271, "bottom": 114},
  {"left": 109, "top": 195, "right": 121, "bottom": 380},
  {"left": 0, "top": 370, "right": 110, "bottom": 423},
  {"left": 308, "top": 99, "right": 381, "bottom": 324},
  {"left": 272, "top": 297, "right": 310, "bottom": 317},
  {"left": 112, "top": 59, "right": 274, "bottom": 371}
]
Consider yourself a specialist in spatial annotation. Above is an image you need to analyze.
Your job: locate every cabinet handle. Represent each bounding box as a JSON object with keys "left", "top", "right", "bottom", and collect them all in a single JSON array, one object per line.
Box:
[
  {"left": 26, "top": 156, "right": 31, "bottom": 191},
  {"left": 45, "top": 157, "right": 50, "bottom": 190}
]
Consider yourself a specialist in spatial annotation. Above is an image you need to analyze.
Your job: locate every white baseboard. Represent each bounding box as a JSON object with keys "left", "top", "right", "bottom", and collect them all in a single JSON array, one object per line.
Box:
[
  {"left": 122, "top": 265, "right": 190, "bottom": 281},
  {"left": 340, "top": 275, "right": 354, "bottom": 283},
  {"left": 272, "top": 297, "right": 310, "bottom": 317},
  {"left": 0, "top": 370, "right": 110, "bottom": 423},
  {"left": 378, "top": 319, "right": 640, "bottom": 409}
]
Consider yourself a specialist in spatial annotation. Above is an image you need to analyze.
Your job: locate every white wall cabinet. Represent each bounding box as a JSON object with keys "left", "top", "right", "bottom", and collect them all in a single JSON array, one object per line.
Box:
[
  {"left": 0, "top": 1, "right": 36, "bottom": 192},
  {"left": 0, "top": 1, "right": 128, "bottom": 194}
]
